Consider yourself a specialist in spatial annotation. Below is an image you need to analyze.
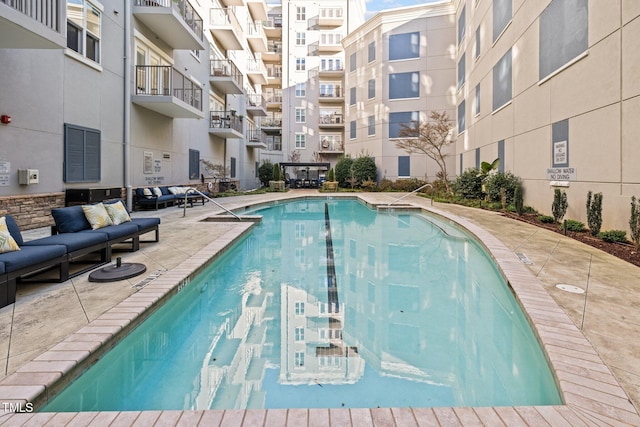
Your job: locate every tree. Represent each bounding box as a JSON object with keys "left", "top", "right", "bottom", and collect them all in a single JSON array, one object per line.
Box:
[{"left": 396, "top": 111, "right": 455, "bottom": 192}]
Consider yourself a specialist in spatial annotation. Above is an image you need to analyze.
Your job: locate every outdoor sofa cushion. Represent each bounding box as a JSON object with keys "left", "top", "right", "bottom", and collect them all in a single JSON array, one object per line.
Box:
[
  {"left": 0, "top": 244, "right": 67, "bottom": 272},
  {"left": 0, "top": 261, "right": 5, "bottom": 274},
  {"left": 23, "top": 232, "right": 108, "bottom": 253},
  {"left": 52, "top": 205, "right": 92, "bottom": 233},
  {"left": 79, "top": 223, "right": 140, "bottom": 240}
]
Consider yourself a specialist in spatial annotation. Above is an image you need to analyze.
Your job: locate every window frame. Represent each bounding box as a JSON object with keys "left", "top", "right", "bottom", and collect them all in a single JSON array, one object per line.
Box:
[
  {"left": 66, "top": 0, "right": 103, "bottom": 64},
  {"left": 389, "top": 71, "right": 420, "bottom": 100},
  {"left": 389, "top": 32, "right": 420, "bottom": 61},
  {"left": 368, "top": 41, "right": 376, "bottom": 62},
  {"left": 295, "top": 133, "right": 306, "bottom": 149},
  {"left": 389, "top": 111, "right": 419, "bottom": 139},
  {"left": 295, "top": 107, "right": 306, "bottom": 123},
  {"left": 295, "top": 82, "right": 306, "bottom": 97},
  {"left": 368, "top": 115, "right": 375, "bottom": 136},
  {"left": 368, "top": 79, "right": 375, "bottom": 99}
]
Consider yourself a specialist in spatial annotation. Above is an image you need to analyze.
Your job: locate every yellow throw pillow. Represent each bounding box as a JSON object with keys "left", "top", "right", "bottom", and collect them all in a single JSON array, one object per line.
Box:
[
  {"left": 153, "top": 187, "right": 163, "bottom": 197},
  {"left": 0, "top": 216, "right": 21, "bottom": 253},
  {"left": 82, "top": 203, "right": 114, "bottom": 230},
  {"left": 104, "top": 201, "right": 132, "bottom": 225}
]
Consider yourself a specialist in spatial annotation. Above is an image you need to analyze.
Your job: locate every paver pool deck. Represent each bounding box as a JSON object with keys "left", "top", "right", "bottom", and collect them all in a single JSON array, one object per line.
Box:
[{"left": 1, "top": 190, "right": 639, "bottom": 426}]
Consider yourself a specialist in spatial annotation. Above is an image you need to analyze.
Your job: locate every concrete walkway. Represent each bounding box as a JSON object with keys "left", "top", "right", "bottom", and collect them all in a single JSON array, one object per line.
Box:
[{"left": 1, "top": 190, "right": 639, "bottom": 425}]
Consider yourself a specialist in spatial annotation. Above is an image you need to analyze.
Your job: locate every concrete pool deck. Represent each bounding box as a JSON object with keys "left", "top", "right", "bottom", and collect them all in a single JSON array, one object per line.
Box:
[{"left": 1, "top": 190, "right": 639, "bottom": 425}]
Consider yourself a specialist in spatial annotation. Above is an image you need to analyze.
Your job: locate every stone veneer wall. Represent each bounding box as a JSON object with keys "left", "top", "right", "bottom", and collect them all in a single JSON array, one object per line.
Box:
[{"left": 0, "top": 193, "right": 66, "bottom": 231}]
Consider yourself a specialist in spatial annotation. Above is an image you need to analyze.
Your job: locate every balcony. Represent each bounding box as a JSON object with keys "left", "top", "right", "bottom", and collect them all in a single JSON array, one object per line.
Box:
[
  {"left": 246, "top": 20, "right": 267, "bottom": 53},
  {"left": 318, "top": 113, "right": 344, "bottom": 128},
  {"left": 263, "top": 14, "right": 281, "bottom": 38},
  {"left": 218, "top": 0, "right": 241, "bottom": 6},
  {"left": 319, "top": 86, "right": 343, "bottom": 103},
  {"left": 266, "top": 65, "right": 281, "bottom": 85},
  {"left": 209, "top": 59, "right": 243, "bottom": 94},
  {"left": 260, "top": 115, "right": 282, "bottom": 134},
  {"left": 209, "top": 110, "right": 243, "bottom": 139},
  {"left": 318, "top": 137, "right": 344, "bottom": 154},
  {"left": 0, "top": 0, "right": 65, "bottom": 48},
  {"left": 264, "top": 92, "right": 282, "bottom": 110},
  {"left": 318, "top": 65, "right": 344, "bottom": 79},
  {"left": 319, "top": 7, "right": 343, "bottom": 27},
  {"left": 246, "top": 0, "right": 267, "bottom": 21},
  {"left": 209, "top": 7, "right": 242, "bottom": 51},
  {"left": 246, "top": 57, "right": 268, "bottom": 85},
  {"left": 246, "top": 127, "right": 267, "bottom": 149},
  {"left": 132, "top": 65, "right": 204, "bottom": 119},
  {"left": 246, "top": 93, "right": 267, "bottom": 117},
  {"left": 133, "top": 0, "right": 205, "bottom": 50},
  {"left": 262, "top": 40, "right": 282, "bottom": 62}
]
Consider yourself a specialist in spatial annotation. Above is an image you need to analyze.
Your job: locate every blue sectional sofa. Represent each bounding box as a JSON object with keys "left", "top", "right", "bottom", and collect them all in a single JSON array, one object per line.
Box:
[
  {"left": 134, "top": 186, "right": 208, "bottom": 210},
  {"left": 0, "top": 200, "right": 160, "bottom": 309}
]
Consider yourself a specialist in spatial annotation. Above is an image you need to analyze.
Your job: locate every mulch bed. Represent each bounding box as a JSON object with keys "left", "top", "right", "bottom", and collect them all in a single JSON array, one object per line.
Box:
[{"left": 500, "top": 212, "right": 640, "bottom": 268}]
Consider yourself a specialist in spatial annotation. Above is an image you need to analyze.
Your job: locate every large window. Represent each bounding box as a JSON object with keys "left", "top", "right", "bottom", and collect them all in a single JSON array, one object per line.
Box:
[
  {"left": 295, "top": 82, "right": 306, "bottom": 97},
  {"left": 64, "top": 123, "right": 100, "bottom": 183},
  {"left": 295, "top": 107, "right": 306, "bottom": 123},
  {"left": 458, "top": 6, "right": 466, "bottom": 45},
  {"left": 350, "top": 120, "right": 356, "bottom": 139},
  {"left": 296, "top": 6, "right": 305, "bottom": 21},
  {"left": 296, "top": 32, "right": 305, "bottom": 46},
  {"left": 458, "top": 101, "right": 466, "bottom": 134},
  {"left": 492, "top": 48, "right": 512, "bottom": 111},
  {"left": 296, "top": 58, "right": 306, "bottom": 71},
  {"left": 188, "top": 149, "right": 199, "bottom": 179},
  {"left": 458, "top": 54, "right": 466, "bottom": 89},
  {"left": 389, "top": 72, "right": 419, "bottom": 99},
  {"left": 368, "top": 79, "right": 375, "bottom": 99},
  {"left": 295, "top": 133, "right": 306, "bottom": 149},
  {"left": 350, "top": 87, "right": 356, "bottom": 105},
  {"left": 368, "top": 42, "right": 376, "bottom": 62},
  {"left": 389, "top": 32, "right": 419, "bottom": 61},
  {"left": 539, "top": 0, "right": 588, "bottom": 80},
  {"left": 67, "top": 0, "right": 101, "bottom": 63},
  {"left": 492, "top": 0, "right": 512, "bottom": 42},
  {"left": 389, "top": 111, "right": 418, "bottom": 139}
]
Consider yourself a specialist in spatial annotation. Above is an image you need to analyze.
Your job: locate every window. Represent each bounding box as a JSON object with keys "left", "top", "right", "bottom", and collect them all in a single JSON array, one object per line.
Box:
[
  {"left": 295, "top": 301, "right": 305, "bottom": 315},
  {"left": 296, "top": 6, "right": 305, "bottom": 21},
  {"left": 350, "top": 87, "right": 356, "bottom": 106},
  {"left": 368, "top": 115, "right": 375, "bottom": 136},
  {"left": 398, "top": 156, "right": 410, "bottom": 177},
  {"left": 458, "top": 101, "right": 466, "bottom": 134},
  {"left": 389, "top": 32, "right": 419, "bottom": 60},
  {"left": 230, "top": 157, "right": 236, "bottom": 178},
  {"left": 539, "top": 0, "right": 588, "bottom": 80},
  {"left": 296, "top": 58, "right": 305, "bottom": 71},
  {"left": 457, "top": 54, "right": 466, "bottom": 89},
  {"left": 64, "top": 123, "right": 100, "bottom": 182},
  {"left": 492, "top": 0, "right": 512, "bottom": 42},
  {"left": 67, "top": 0, "right": 101, "bottom": 63},
  {"left": 552, "top": 119, "right": 569, "bottom": 168},
  {"left": 295, "top": 133, "right": 306, "bottom": 149},
  {"left": 295, "top": 107, "right": 306, "bottom": 123},
  {"left": 498, "top": 140, "right": 505, "bottom": 172},
  {"left": 188, "top": 149, "right": 199, "bottom": 179},
  {"left": 295, "top": 82, "right": 306, "bottom": 97},
  {"left": 389, "top": 111, "right": 418, "bottom": 138},
  {"left": 368, "top": 41, "right": 375, "bottom": 62},
  {"left": 350, "top": 120, "right": 356, "bottom": 139},
  {"left": 474, "top": 84, "right": 481, "bottom": 115},
  {"left": 368, "top": 79, "right": 375, "bottom": 99},
  {"left": 389, "top": 72, "right": 419, "bottom": 99},
  {"left": 295, "top": 327, "right": 305, "bottom": 341},
  {"left": 474, "top": 27, "right": 481, "bottom": 59},
  {"left": 458, "top": 6, "right": 466, "bottom": 45},
  {"left": 492, "top": 48, "right": 512, "bottom": 111},
  {"left": 296, "top": 32, "right": 305, "bottom": 46},
  {"left": 349, "top": 52, "right": 356, "bottom": 72},
  {"left": 295, "top": 351, "right": 305, "bottom": 367}
]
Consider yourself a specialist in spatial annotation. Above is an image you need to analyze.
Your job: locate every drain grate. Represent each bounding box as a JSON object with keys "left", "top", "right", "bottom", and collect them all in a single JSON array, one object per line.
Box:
[
  {"left": 515, "top": 252, "right": 533, "bottom": 265},
  {"left": 132, "top": 268, "right": 168, "bottom": 290}
]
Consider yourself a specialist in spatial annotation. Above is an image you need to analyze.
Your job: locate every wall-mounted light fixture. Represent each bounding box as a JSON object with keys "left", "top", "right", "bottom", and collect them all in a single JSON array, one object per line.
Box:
[{"left": 1, "top": 115, "right": 11, "bottom": 124}]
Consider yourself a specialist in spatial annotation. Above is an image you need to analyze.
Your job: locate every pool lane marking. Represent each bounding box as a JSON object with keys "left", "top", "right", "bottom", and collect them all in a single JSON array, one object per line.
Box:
[{"left": 324, "top": 202, "right": 339, "bottom": 307}]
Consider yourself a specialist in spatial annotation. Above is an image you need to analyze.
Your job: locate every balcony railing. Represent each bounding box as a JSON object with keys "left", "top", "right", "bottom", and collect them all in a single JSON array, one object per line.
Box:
[
  {"left": 134, "top": 0, "right": 203, "bottom": 42},
  {"left": 2, "top": 0, "right": 61, "bottom": 32},
  {"left": 247, "top": 93, "right": 266, "bottom": 110},
  {"left": 246, "top": 127, "right": 265, "bottom": 144},
  {"left": 210, "top": 59, "right": 242, "bottom": 86},
  {"left": 261, "top": 115, "right": 282, "bottom": 128},
  {"left": 265, "top": 14, "right": 282, "bottom": 28},
  {"left": 319, "top": 113, "right": 343, "bottom": 125},
  {"left": 320, "top": 86, "right": 342, "bottom": 98},
  {"left": 267, "top": 65, "right": 282, "bottom": 78},
  {"left": 320, "top": 138, "right": 343, "bottom": 152},
  {"left": 210, "top": 110, "right": 242, "bottom": 133},
  {"left": 210, "top": 6, "right": 240, "bottom": 31},
  {"left": 264, "top": 92, "right": 282, "bottom": 103},
  {"left": 135, "top": 65, "right": 202, "bottom": 110},
  {"left": 267, "top": 41, "right": 282, "bottom": 54}
]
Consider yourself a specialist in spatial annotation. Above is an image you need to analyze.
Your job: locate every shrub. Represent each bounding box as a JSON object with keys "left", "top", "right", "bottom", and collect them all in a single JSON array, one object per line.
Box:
[
  {"left": 334, "top": 155, "right": 353, "bottom": 188},
  {"left": 586, "top": 191, "right": 603, "bottom": 237},
  {"left": 600, "top": 230, "right": 627, "bottom": 243},
  {"left": 514, "top": 183, "right": 524, "bottom": 215},
  {"left": 393, "top": 178, "right": 427, "bottom": 192},
  {"left": 326, "top": 167, "right": 335, "bottom": 182},
  {"left": 453, "top": 168, "right": 483, "bottom": 200},
  {"left": 258, "top": 160, "right": 273, "bottom": 187},
  {"left": 351, "top": 155, "right": 377, "bottom": 186},
  {"left": 563, "top": 219, "right": 585, "bottom": 232},
  {"left": 630, "top": 196, "right": 640, "bottom": 249},
  {"left": 484, "top": 171, "right": 521, "bottom": 204},
  {"left": 361, "top": 179, "right": 377, "bottom": 191},
  {"left": 538, "top": 215, "right": 555, "bottom": 223},
  {"left": 552, "top": 189, "right": 568, "bottom": 223},
  {"left": 272, "top": 162, "right": 281, "bottom": 181},
  {"left": 378, "top": 178, "right": 394, "bottom": 191}
]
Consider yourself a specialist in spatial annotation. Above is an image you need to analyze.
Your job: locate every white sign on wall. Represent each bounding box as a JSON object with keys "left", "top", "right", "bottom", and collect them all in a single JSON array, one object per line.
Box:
[{"left": 546, "top": 167, "right": 576, "bottom": 181}]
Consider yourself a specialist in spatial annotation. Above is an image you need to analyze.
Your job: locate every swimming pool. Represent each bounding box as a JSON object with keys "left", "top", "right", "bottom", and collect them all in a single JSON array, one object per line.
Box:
[{"left": 42, "top": 198, "right": 561, "bottom": 411}]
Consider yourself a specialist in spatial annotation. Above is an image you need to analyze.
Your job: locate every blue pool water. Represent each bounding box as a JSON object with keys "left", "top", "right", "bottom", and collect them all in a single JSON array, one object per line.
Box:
[{"left": 43, "top": 199, "right": 561, "bottom": 411}]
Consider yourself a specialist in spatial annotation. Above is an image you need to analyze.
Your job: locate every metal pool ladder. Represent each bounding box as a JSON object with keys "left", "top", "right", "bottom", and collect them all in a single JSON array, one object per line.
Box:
[
  {"left": 182, "top": 188, "right": 242, "bottom": 221},
  {"left": 385, "top": 183, "right": 433, "bottom": 207}
]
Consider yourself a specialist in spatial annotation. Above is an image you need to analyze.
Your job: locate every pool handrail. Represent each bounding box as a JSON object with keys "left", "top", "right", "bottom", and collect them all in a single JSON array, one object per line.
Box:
[
  {"left": 182, "top": 187, "right": 242, "bottom": 221},
  {"left": 386, "top": 183, "right": 433, "bottom": 206}
]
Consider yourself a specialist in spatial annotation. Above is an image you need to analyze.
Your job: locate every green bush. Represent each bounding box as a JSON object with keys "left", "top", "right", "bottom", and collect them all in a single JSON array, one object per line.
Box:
[
  {"left": 552, "top": 189, "right": 568, "bottom": 223},
  {"left": 272, "top": 162, "right": 281, "bottom": 181},
  {"left": 600, "top": 230, "right": 627, "bottom": 243},
  {"left": 538, "top": 215, "right": 555, "bottom": 223},
  {"left": 258, "top": 160, "right": 273, "bottom": 187},
  {"left": 378, "top": 178, "right": 394, "bottom": 191},
  {"left": 335, "top": 155, "right": 353, "bottom": 188},
  {"left": 514, "top": 183, "right": 524, "bottom": 215},
  {"left": 453, "top": 168, "right": 483, "bottom": 200},
  {"left": 351, "top": 155, "right": 377, "bottom": 186},
  {"left": 563, "top": 219, "right": 585, "bottom": 232},
  {"left": 484, "top": 171, "right": 521, "bottom": 204},
  {"left": 630, "top": 196, "right": 640, "bottom": 249},
  {"left": 586, "top": 191, "right": 603, "bottom": 237},
  {"left": 326, "top": 167, "right": 335, "bottom": 182}
]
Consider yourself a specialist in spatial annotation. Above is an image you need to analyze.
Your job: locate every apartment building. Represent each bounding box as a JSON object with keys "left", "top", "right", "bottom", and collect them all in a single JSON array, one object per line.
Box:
[
  {"left": 342, "top": 2, "right": 457, "bottom": 182},
  {"left": 0, "top": 0, "right": 268, "bottom": 222},
  {"left": 455, "top": 0, "right": 640, "bottom": 229},
  {"left": 263, "top": 0, "right": 365, "bottom": 176}
]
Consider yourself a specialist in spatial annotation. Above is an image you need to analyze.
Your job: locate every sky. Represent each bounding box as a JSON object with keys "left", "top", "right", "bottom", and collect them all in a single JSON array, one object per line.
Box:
[{"left": 365, "top": 0, "right": 442, "bottom": 13}]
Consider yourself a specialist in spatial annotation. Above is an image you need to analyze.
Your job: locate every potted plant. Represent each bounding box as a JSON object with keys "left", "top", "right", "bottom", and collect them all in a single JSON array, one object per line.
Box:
[
  {"left": 323, "top": 167, "right": 338, "bottom": 191},
  {"left": 269, "top": 163, "right": 285, "bottom": 191}
]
